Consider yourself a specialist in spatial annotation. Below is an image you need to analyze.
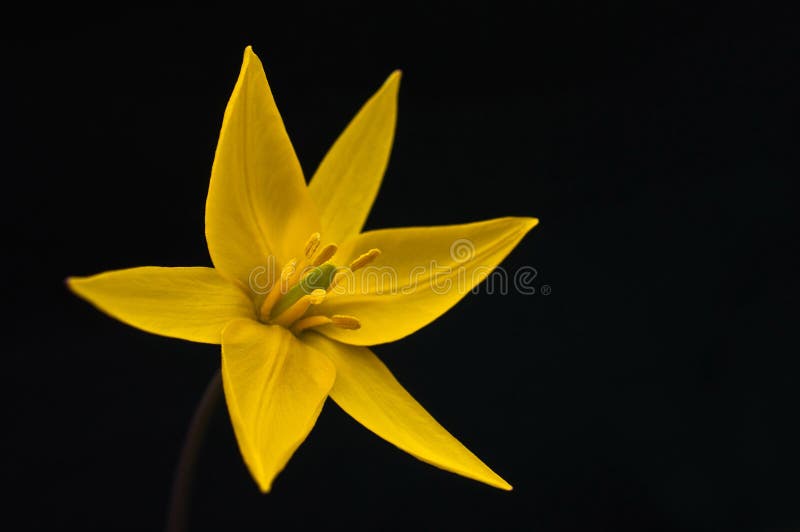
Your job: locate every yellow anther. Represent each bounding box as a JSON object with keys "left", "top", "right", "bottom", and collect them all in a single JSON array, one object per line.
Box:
[
  {"left": 290, "top": 315, "right": 332, "bottom": 335},
  {"left": 259, "top": 258, "right": 297, "bottom": 319},
  {"left": 312, "top": 243, "right": 338, "bottom": 266},
  {"left": 304, "top": 232, "right": 321, "bottom": 259},
  {"left": 289, "top": 313, "right": 362, "bottom": 334},
  {"left": 271, "top": 289, "right": 326, "bottom": 328},
  {"left": 349, "top": 248, "right": 381, "bottom": 271},
  {"left": 330, "top": 315, "right": 361, "bottom": 330}
]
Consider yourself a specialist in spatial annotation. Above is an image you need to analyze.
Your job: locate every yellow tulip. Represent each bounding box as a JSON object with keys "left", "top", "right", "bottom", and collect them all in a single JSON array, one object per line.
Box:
[{"left": 69, "top": 46, "right": 538, "bottom": 493}]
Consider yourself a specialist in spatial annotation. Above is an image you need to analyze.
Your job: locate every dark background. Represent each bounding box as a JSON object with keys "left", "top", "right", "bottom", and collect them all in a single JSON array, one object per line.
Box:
[{"left": 4, "top": 3, "right": 797, "bottom": 531}]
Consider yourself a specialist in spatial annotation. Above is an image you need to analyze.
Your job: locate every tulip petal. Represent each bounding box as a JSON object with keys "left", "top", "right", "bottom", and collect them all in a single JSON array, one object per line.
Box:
[
  {"left": 303, "top": 333, "right": 511, "bottom": 490},
  {"left": 315, "top": 217, "right": 538, "bottom": 345},
  {"left": 206, "top": 46, "right": 320, "bottom": 287},
  {"left": 67, "top": 267, "right": 253, "bottom": 344},
  {"left": 308, "top": 71, "right": 401, "bottom": 243},
  {"left": 222, "top": 320, "right": 335, "bottom": 492}
]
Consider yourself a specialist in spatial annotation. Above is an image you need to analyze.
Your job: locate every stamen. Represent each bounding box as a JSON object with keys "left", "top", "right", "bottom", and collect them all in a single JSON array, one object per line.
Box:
[
  {"left": 255, "top": 236, "right": 375, "bottom": 335},
  {"left": 327, "top": 269, "right": 349, "bottom": 292},
  {"left": 271, "top": 289, "right": 326, "bottom": 328},
  {"left": 330, "top": 315, "right": 361, "bottom": 330},
  {"left": 304, "top": 232, "right": 321, "bottom": 259},
  {"left": 312, "top": 243, "right": 338, "bottom": 266},
  {"left": 349, "top": 248, "right": 381, "bottom": 271},
  {"left": 290, "top": 315, "right": 332, "bottom": 335},
  {"left": 289, "top": 313, "right": 362, "bottom": 334},
  {"left": 259, "top": 258, "right": 297, "bottom": 319},
  {"left": 281, "top": 258, "right": 299, "bottom": 282},
  {"left": 269, "top": 263, "right": 337, "bottom": 319}
]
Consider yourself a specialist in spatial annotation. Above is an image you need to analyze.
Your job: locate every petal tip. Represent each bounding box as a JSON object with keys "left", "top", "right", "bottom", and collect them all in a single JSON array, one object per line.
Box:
[
  {"left": 475, "top": 465, "right": 513, "bottom": 491},
  {"left": 65, "top": 275, "right": 86, "bottom": 295},
  {"left": 242, "top": 45, "right": 260, "bottom": 70},
  {"left": 482, "top": 471, "right": 513, "bottom": 491},
  {"left": 507, "top": 216, "right": 539, "bottom": 236},
  {"left": 512, "top": 216, "right": 538, "bottom": 235},
  {"left": 380, "top": 70, "right": 402, "bottom": 97},
  {"left": 256, "top": 477, "right": 273, "bottom": 494}
]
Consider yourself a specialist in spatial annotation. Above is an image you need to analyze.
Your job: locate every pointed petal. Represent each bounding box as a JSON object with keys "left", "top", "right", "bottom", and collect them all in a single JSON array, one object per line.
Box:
[
  {"left": 67, "top": 267, "right": 252, "bottom": 344},
  {"left": 308, "top": 71, "right": 401, "bottom": 243},
  {"left": 303, "top": 333, "right": 511, "bottom": 490},
  {"left": 206, "top": 46, "right": 320, "bottom": 286},
  {"left": 221, "top": 320, "right": 335, "bottom": 492},
  {"left": 316, "top": 217, "right": 538, "bottom": 345}
]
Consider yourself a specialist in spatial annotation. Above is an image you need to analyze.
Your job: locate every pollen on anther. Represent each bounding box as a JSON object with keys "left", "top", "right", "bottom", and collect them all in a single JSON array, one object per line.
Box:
[
  {"left": 304, "top": 232, "right": 321, "bottom": 259},
  {"left": 331, "top": 315, "right": 361, "bottom": 330},
  {"left": 349, "top": 248, "right": 381, "bottom": 271},
  {"left": 312, "top": 243, "right": 338, "bottom": 266}
]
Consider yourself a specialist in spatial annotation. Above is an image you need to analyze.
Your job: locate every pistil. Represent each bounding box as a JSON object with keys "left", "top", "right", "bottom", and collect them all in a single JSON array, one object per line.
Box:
[
  {"left": 269, "top": 263, "right": 338, "bottom": 319},
  {"left": 271, "top": 289, "right": 326, "bottom": 327}
]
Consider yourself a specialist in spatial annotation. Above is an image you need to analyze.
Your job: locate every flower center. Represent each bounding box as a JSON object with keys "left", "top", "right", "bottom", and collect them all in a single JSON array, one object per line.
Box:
[{"left": 255, "top": 232, "right": 380, "bottom": 336}]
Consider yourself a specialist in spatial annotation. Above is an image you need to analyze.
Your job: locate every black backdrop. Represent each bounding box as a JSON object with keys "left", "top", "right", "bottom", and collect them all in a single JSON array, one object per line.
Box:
[{"left": 4, "top": 3, "right": 797, "bottom": 531}]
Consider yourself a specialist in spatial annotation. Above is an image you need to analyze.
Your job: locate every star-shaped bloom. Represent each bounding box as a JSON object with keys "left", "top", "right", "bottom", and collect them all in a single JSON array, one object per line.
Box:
[{"left": 69, "top": 47, "right": 537, "bottom": 492}]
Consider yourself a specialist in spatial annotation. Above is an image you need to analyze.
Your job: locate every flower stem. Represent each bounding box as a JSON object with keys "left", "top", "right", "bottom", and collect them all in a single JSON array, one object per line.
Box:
[{"left": 166, "top": 369, "right": 222, "bottom": 532}]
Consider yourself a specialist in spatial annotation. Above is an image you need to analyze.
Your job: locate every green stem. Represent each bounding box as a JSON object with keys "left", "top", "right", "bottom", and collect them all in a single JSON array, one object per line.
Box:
[{"left": 165, "top": 369, "right": 222, "bottom": 532}]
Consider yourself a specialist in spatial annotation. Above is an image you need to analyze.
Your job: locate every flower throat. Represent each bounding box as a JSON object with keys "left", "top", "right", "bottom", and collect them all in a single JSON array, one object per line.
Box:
[{"left": 256, "top": 232, "right": 380, "bottom": 335}]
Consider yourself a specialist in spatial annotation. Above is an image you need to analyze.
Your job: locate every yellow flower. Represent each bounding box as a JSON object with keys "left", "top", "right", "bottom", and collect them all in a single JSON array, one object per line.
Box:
[{"left": 68, "top": 46, "right": 537, "bottom": 492}]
